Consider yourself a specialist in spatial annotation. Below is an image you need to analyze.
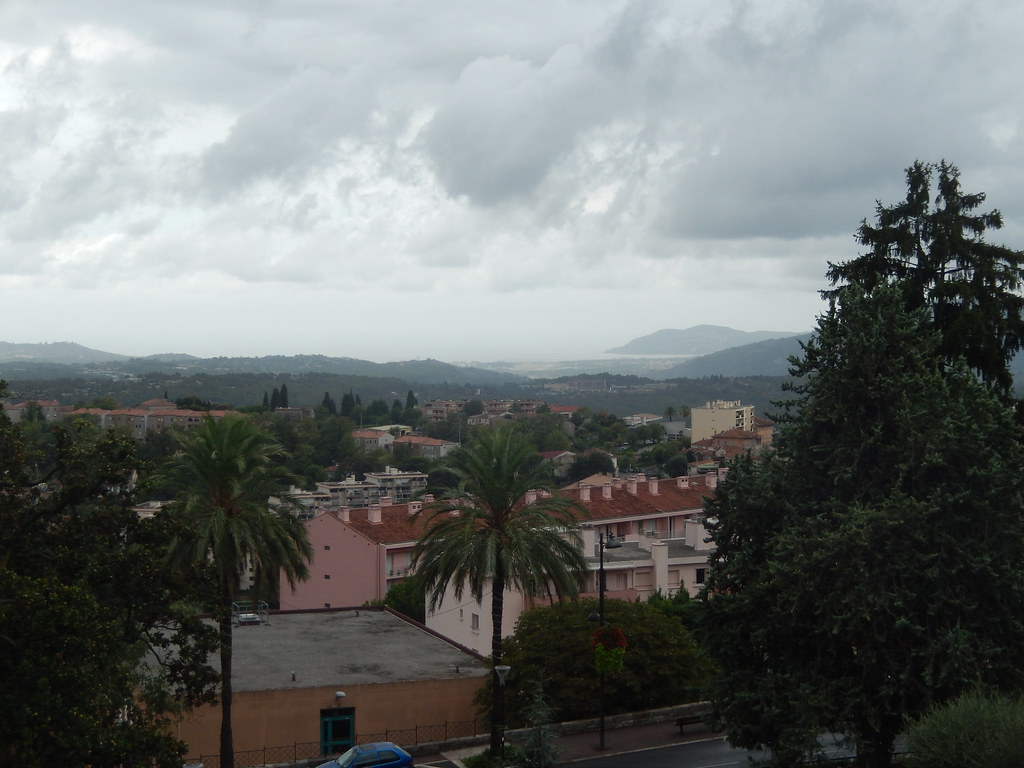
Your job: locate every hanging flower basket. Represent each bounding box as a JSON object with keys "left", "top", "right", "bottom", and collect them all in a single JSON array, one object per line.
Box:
[{"left": 592, "top": 625, "right": 627, "bottom": 675}]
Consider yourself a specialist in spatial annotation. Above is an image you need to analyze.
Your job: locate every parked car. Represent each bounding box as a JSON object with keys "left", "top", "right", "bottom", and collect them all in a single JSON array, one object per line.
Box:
[{"left": 316, "top": 742, "right": 414, "bottom": 768}]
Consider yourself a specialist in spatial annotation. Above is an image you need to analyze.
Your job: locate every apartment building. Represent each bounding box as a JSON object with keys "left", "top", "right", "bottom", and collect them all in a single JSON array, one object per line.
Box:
[
  {"left": 425, "top": 473, "right": 721, "bottom": 656},
  {"left": 689, "top": 399, "right": 754, "bottom": 442}
]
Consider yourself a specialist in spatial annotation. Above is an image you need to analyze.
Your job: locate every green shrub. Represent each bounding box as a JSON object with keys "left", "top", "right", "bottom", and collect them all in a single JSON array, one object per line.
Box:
[{"left": 903, "top": 691, "right": 1024, "bottom": 768}]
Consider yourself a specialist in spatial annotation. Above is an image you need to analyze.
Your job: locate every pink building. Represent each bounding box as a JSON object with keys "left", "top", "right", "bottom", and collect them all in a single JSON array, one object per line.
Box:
[{"left": 278, "top": 498, "right": 433, "bottom": 610}]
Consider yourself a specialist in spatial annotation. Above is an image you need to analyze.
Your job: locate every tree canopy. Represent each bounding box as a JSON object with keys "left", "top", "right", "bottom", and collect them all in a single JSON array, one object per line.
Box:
[
  {"left": 497, "top": 597, "right": 712, "bottom": 726},
  {"left": 0, "top": 391, "right": 218, "bottom": 767},
  {"left": 699, "top": 286, "right": 1024, "bottom": 768},
  {"left": 826, "top": 160, "right": 1024, "bottom": 395}
]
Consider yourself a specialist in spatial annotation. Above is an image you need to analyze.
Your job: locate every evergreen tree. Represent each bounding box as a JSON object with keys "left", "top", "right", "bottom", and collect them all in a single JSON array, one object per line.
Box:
[
  {"left": 269, "top": 388, "right": 280, "bottom": 411},
  {"left": 321, "top": 392, "right": 337, "bottom": 415},
  {"left": 280, "top": 383, "right": 289, "bottom": 408},
  {"left": 406, "top": 390, "right": 418, "bottom": 410},
  {"left": 340, "top": 390, "right": 355, "bottom": 418},
  {"left": 699, "top": 286, "right": 1024, "bottom": 768},
  {"left": 826, "top": 160, "right": 1024, "bottom": 395}
]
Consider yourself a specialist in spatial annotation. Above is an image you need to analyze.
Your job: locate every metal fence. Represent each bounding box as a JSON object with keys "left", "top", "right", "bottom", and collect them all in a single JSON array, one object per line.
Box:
[{"left": 187, "top": 718, "right": 482, "bottom": 768}]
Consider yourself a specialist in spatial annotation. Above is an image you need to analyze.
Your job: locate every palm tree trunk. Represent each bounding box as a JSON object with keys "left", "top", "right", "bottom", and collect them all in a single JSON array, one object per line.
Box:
[
  {"left": 219, "top": 606, "right": 235, "bottom": 768},
  {"left": 490, "top": 562, "right": 506, "bottom": 758}
]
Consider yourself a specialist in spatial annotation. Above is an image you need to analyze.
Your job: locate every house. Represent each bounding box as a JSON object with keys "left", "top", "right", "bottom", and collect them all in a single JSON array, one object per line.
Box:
[
  {"left": 393, "top": 435, "right": 458, "bottom": 459},
  {"left": 424, "top": 473, "right": 721, "bottom": 656},
  {"left": 689, "top": 400, "right": 755, "bottom": 442},
  {"left": 175, "top": 608, "right": 487, "bottom": 763},
  {"left": 351, "top": 429, "right": 396, "bottom": 452},
  {"left": 3, "top": 399, "right": 66, "bottom": 422},
  {"left": 538, "top": 450, "right": 575, "bottom": 479}
]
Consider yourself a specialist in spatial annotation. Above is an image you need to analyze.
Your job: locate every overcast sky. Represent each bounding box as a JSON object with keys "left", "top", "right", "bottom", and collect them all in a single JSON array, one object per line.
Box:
[{"left": 2, "top": 1, "right": 1023, "bottom": 362}]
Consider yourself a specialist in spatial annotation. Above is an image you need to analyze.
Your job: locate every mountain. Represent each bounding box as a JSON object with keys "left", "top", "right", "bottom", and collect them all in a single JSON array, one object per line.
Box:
[
  {"left": 0, "top": 344, "right": 524, "bottom": 386},
  {"left": 606, "top": 325, "right": 804, "bottom": 356},
  {"left": 657, "top": 335, "right": 811, "bottom": 378},
  {"left": 0, "top": 341, "right": 128, "bottom": 364}
]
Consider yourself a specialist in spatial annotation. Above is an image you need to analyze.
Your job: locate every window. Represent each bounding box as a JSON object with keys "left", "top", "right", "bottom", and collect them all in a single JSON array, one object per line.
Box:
[
  {"left": 324, "top": 545, "right": 331, "bottom": 551},
  {"left": 324, "top": 574, "right": 331, "bottom": 580},
  {"left": 471, "top": 613, "right": 480, "bottom": 632},
  {"left": 695, "top": 568, "right": 707, "bottom": 585},
  {"left": 459, "top": 608, "right": 464, "bottom": 622},
  {"left": 324, "top": 603, "right": 331, "bottom": 608}
]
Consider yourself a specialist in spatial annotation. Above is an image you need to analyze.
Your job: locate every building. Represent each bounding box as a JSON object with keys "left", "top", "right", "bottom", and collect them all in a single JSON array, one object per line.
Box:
[
  {"left": 175, "top": 608, "right": 487, "bottom": 763},
  {"left": 424, "top": 473, "right": 721, "bottom": 656},
  {"left": 278, "top": 498, "right": 433, "bottom": 610},
  {"left": 689, "top": 400, "right": 754, "bottom": 442},
  {"left": 351, "top": 429, "right": 396, "bottom": 452},
  {"left": 314, "top": 468, "right": 428, "bottom": 509},
  {"left": 393, "top": 435, "right": 458, "bottom": 459}
]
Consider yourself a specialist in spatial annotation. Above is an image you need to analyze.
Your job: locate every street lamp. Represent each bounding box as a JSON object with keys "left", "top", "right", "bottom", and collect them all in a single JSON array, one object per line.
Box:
[
  {"left": 494, "top": 664, "right": 511, "bottom": 757},
  {"left": 589, "top": 531, "right": 621, "bottom": 750}
]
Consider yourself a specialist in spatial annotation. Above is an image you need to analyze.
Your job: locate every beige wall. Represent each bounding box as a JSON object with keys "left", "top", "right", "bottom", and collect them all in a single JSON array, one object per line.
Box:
[{"left": 178, "top": 676, "right": 484, "bottom": 761}]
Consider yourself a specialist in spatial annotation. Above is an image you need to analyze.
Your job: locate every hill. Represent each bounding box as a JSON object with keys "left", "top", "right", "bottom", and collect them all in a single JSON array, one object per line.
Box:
[
  {"left": 0, "top": 344, "right": 524, "bottom": 386},
  {"left": 657, "top": 335, "right": 811, "bottom": 378},
  {"left": 606, "top": 325, "right": 804, "bottom": 356}
]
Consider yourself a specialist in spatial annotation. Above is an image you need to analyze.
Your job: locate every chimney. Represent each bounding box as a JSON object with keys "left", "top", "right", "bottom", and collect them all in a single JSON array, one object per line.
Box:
[
  {"left": 706, "top": 474, "right": 718, "bottom": 490},
  {"left": 580, "top": 485, "right": 591, "bottom": 502},
  {"left": 379, "top": 496, "right": 392, "bottom": 507},
  {"left": 423, "top": 493, "right": 435, "bottom": 503},
  {"left": 649, "top": 477, "right": 659, "bottom": 495},
  {"left": 408, "top": 501, "right": 422, "bottom": 515},
  {"left": 602, "top": 483, "right": 612, "bottom": 499},
  {"left": 675, "top": 476, "right": 686, "bottom": 489},
  {"left": 627, "top": 477, "right": 637, "bottom": 495},
  {"left": 525, "top": 490, "right": 537, "bottom": 505},
  {"left": 338, "top": 507, "right": 350, "bottom": 522},
  {"left": 368, "top": 505, "right": 382, "bottom": 524},
  {"left": 612, "top": 477, "right": 622, "bottom": 489}
]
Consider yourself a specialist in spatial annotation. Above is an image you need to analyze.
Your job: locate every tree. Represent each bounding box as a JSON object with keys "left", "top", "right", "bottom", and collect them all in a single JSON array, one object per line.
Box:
[
  {"left": 162, "top": 415, "right": 313, "bottom": 768},
  {"left": 566, "top": 450, "right": 614, "bottom": 483},
  {"left": 826, "top": 160, "right": 1024, "bottom": 395},
  {"left": 496, "top": 598, "right": 712, "bottom": 726},
  {"left": 0, "top": 398, "right": 218, "bottom": 766},
  {"left": 406, "top": 390, "right": 418, "bottom": 410},
  {"left": 699, "top": 286, "right": 1024, "bottom": 768},
  {"left": 321, "top": 391, "right": 337, "bottom": 415},
  {"left": 411, "top": 426, "right": 589, "bottom": 757},
  {"left": 382, "top": 575, "right": 427, "bottom": 623}
]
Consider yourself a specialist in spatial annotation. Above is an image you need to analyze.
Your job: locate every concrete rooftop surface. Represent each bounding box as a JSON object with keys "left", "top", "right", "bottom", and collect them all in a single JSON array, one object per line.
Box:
[{"left": 226, "top": 608, "right": 488, "bottom": 691}]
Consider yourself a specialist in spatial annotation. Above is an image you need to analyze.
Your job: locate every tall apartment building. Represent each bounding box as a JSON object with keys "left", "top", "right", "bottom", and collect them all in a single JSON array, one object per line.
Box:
[{"left": 690, "top": 399, "right": 754, "bottom": 442}]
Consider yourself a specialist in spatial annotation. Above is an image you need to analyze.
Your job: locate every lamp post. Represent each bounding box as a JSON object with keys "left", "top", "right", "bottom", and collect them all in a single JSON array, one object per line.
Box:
[
  {"left": 494, "top": 664, "right": 511, "bottom": 758},
  {"left": 589, "top": 531, "right": 621, "bottom": 750}
]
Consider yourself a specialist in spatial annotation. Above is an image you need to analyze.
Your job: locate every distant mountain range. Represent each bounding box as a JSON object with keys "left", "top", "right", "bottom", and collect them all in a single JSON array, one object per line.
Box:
[
  {"left": 0, "top": 342, "right": 524, "bottom": 386},
  {"left": 606, "top": 325, "right": 804, "bottom": 356}
]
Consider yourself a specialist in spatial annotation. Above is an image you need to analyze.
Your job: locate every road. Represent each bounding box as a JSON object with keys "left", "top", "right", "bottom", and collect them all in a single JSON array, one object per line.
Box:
[{"left": 560, "top": 737, "right": 769, "bottom": 768}]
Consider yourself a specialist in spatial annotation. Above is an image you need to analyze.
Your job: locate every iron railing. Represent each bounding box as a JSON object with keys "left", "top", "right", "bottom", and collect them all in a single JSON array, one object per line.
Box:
[{"left": 187, "top": 718, "right": 482, "bottom": 768}]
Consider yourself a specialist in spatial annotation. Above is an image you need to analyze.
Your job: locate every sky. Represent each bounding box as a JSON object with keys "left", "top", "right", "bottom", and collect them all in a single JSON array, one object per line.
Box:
[{"left": 2, "top": 1, "right": 1024, "bottom": 363}]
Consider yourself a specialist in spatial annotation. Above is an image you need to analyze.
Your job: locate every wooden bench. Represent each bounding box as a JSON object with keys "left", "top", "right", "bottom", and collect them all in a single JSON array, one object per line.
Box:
[{"left": 675, "top": 714, "right": 703, "bottom": 734}]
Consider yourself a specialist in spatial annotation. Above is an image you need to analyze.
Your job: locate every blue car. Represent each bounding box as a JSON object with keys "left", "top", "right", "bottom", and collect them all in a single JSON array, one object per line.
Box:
[{"left": 316, "top": 742, "right": 414, "bottom": 768}]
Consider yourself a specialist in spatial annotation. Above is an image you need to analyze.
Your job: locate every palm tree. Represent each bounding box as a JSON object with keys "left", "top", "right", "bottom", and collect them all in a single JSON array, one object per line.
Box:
[
  {"left": 412, "top": 425, "right": 588, "bottom": 757},
  {"left": 163, "top": 415, "right": 312, "bottom": 768}
]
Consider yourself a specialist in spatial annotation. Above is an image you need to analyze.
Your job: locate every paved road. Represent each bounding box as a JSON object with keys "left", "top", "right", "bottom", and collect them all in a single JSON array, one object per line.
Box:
[{"left": 561, "top": 736, "right": 769, "bottom": 768}]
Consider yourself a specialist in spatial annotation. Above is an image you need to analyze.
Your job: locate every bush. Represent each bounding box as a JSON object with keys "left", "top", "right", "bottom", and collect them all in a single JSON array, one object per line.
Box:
[{"left": 903, "top": 691, "right": 1024, "bottom": 768}]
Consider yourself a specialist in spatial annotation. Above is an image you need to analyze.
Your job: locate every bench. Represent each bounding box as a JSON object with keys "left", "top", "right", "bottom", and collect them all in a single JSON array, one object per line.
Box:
[{"left": 675, "top": 714, "right": 704, "bottom": 734}]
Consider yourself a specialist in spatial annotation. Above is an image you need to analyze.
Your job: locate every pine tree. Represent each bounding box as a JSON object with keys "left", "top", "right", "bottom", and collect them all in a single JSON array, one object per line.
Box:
[
  {"left": 826, "top": 160, "right": 1024, "bottom": 396},
  {"left": 700, "top": 285, "right": 1024, "bottom": 768}
]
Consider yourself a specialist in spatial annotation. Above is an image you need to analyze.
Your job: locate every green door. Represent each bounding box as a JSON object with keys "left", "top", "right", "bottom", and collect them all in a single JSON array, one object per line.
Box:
[{"left": 320, "top": 706, "right": 355, "bottom": 755}]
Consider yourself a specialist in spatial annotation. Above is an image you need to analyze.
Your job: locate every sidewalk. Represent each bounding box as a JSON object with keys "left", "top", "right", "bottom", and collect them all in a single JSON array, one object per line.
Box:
[{"left": 417, "top": 717, "right": 719, "bottom": 767}]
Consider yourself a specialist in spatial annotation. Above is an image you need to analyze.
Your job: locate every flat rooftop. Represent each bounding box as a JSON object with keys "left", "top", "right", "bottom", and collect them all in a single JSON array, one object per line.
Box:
[{"left": 227, "top": 609, "right": 487, "bottom": 691}]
